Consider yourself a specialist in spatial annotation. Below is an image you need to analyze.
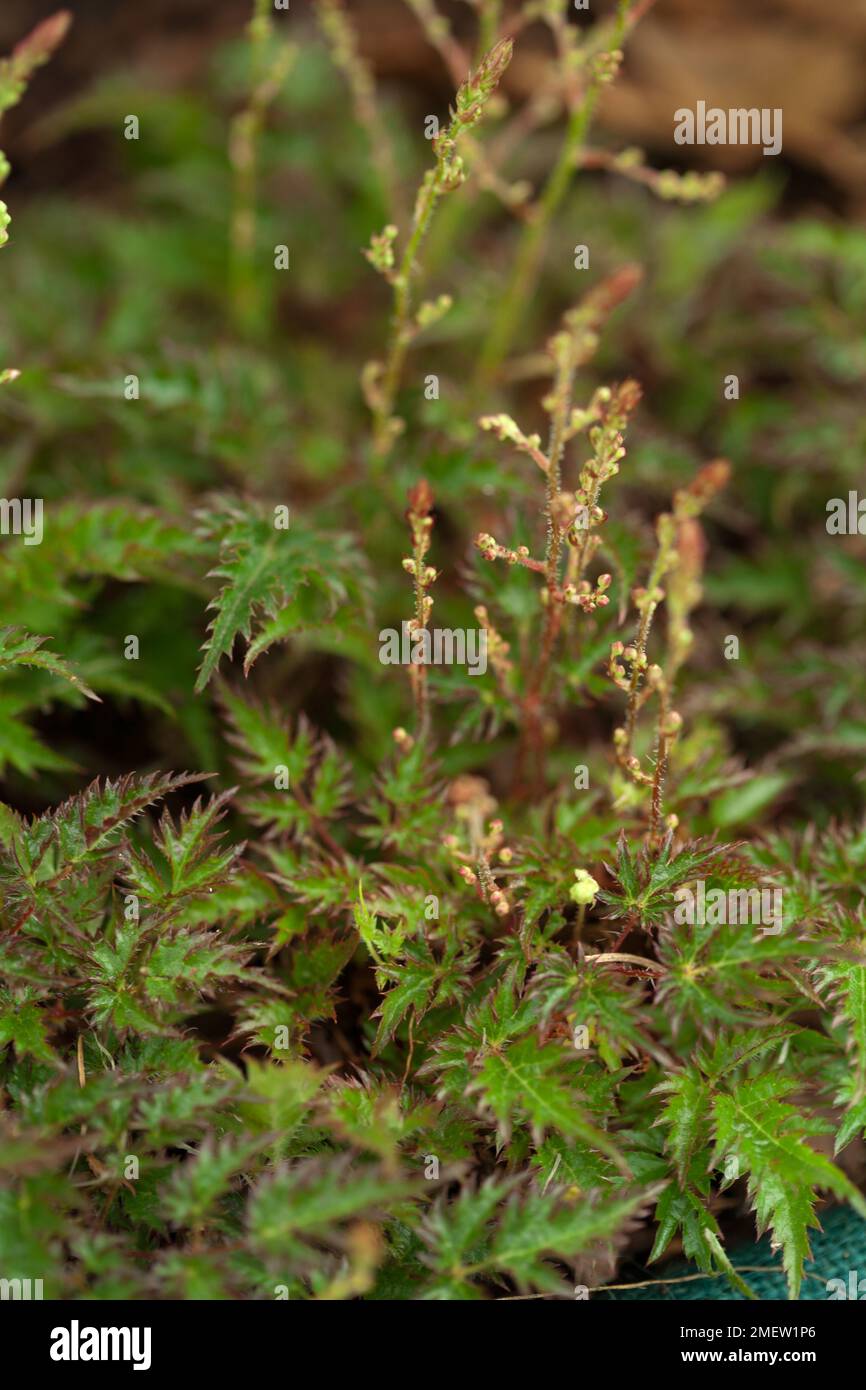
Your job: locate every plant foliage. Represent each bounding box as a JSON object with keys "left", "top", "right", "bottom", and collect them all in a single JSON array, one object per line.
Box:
[{"left": 1, "top": 1, "right": 865, "bottom": 1301}]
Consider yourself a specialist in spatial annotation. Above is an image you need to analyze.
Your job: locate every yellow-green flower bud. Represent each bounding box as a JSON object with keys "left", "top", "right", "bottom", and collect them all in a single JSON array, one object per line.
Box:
[{"left": 569, "top": 868, "right": 600, "bottom": 906}]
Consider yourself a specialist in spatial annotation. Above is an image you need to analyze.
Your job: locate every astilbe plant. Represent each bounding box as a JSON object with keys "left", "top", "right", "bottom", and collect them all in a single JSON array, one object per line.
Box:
[{"left": 1, "top": 0, "right": 865, "bottom": 1304}]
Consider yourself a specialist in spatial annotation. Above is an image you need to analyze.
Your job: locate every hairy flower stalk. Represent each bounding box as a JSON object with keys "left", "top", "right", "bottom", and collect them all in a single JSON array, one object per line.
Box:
[
  {"left": 475, "top": 0, "right": 651, "bottom": 391},
  {"left": 403, "top": 480, "right": 436, "bottom": 740},
  {"left": 0, "top": 10, "right": 71, "bottom": 251},
  {"left": 317, "top": 0, "right": 402, "bottom": 222},
  {"left": 615, "top": 520, "right": 677, "bottom": 771},
  {"left": 611, "top": 459, "right": 730, "bottom": 834},
  {"left": 229, "top": 0, "right": 295, "bottom": 335},
  {"left": 474, "top": 604, "right": 512, "bottom": 698},
  {"left": 477, "top": 269, "right": 641, "bottom": 793},
  {"left": 404, "top": 0, "right": 530, "bottom": 231},
  {"left": 444, "top": 778, "right": 513, "bottom": 919},
  {"left": 578, "top": 145, "right": 725, "bottom": 204},
  {"left": 364, "top": 37, "right": 513, "bottom": 458},
  {"left": 518, "top": 306, "right": 591, "bottom": 787}
]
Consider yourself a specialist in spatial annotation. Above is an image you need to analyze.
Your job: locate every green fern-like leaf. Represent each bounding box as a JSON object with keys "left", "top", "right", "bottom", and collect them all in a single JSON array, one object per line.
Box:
[
  {"left": 712, "top": 1072, "right": 866, "bottom": 1297},
  {"left": 194, "top": 502, "right": 369, "bottom": 690},
  {"left": 0, "top": 627, "right": 100, "bottom": 701}
]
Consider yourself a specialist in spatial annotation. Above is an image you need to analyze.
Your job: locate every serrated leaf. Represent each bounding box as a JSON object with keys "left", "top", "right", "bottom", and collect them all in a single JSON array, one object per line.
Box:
[
  {"left": 0, "top": 627, "right": 100, "bottom": 701},
  {"left": 654, "top": 1071, "right": 711, "bottom": 1184},
  {"left": 712, "top": 1073, "right": 866, "bottom": 1297},
  {"left": 194, "top": 504, "right": 369, "bottom": 690},
  {"left": 248, "top": 1156, "right": 414, "bottom": 1264},
  {"left": 471, "top": 1034, "right": 630, "bottom": 1174},
  {"left": 0, "top": 995, "right": 55, "bottom": 1062}
]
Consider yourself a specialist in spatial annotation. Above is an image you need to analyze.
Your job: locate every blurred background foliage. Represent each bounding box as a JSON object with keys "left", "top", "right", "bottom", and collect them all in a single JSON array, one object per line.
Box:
[{"left": 0, "top": 0, "right": 864, "bottom": 840}]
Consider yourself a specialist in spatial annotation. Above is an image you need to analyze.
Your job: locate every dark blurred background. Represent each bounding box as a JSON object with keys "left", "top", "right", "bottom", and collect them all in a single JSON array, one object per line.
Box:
[{"left": 3, "top": 0, "right": 866, "bottom": 213}]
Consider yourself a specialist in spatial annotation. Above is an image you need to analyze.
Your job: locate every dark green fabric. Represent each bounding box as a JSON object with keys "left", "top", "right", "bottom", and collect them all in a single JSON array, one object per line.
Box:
[{"left": 602, "top": 1206, "right": 866, "bottom": 1300}]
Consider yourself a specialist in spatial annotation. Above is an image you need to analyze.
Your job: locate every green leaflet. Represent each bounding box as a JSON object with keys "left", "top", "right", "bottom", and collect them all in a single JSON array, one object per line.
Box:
[
  {"left": 470, "top": 1034, "right": 631, "bottom": 1174},
  {"left": 194, "top": 504, "right": 370, "bottom": 690},
  {"left": 422, "top": 1181, "right": 647, "bottom": 1298},
  {"left": 712, "top": 1073, "right": 866, "bottom": 1298}
]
